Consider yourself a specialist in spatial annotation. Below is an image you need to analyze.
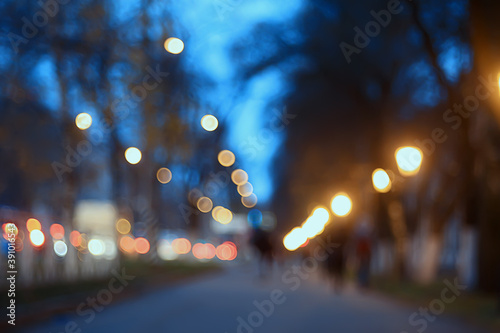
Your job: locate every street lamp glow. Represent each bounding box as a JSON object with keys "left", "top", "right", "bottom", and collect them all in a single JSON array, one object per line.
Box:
[
  {"left": 164, "top": 37, "right": 184, "bottom": 54},
  {"left": 157, "top": 167, "right": 172, "bottom": 184},
  {"left": 88, "top": 239, "right": 105, "bottom": 256},
  {"left": 330, "top": 193, "right": 352, "bottom": 217},
  {"left": 75, "top": 112, "right": 92, "bottom": 130},
  {"left": 395, "top": 146, "right": 423, "bottom": 176},
  {"left": 231, "top": 169, "right": 248, "bottom": 186},
  {"left": 197, "top": 196, "right": 213, "bottom": 213},
  {"left": 283, "top": 227, "right": 307, "bottom": 251},
  {"left": 54, "top": 240, "right": 68, "bottom": 257},
  {"left": 30, "top": 230, "right": 45, "bottom": 247},
  {"left": 218, "top": 150, "right": 235, "bottom": 167},
  {"left": 312, "top": 207, "right": 330, "bottom": 224},
  {"left": 201, "top": 115, "right": 218, "bottom": 131},
  {"left": 372, "top": 168, "right": 392, "bottom": 193},
  {"left": 125, "top": 147, "right": 142, "bottom": 164},
  {"left": 241, "top": 193, "right": 257, "bottom": 208},
  {"left": 237, "top": 182, "right": 253, "bottom": 197}
]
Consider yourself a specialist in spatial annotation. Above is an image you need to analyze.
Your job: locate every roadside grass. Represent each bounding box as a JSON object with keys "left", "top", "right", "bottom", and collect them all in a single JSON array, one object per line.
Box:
[{"left": 371, "top": 275, "right": 500, "bottom": 332}]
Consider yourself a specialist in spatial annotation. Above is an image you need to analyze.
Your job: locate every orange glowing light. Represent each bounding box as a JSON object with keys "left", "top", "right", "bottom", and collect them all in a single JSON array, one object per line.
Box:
[
  {"left": 172, "top": 238, "right": 191, "bottom": 254},
  {"left": 119, "top": 235, "right": 135, "bottom": 253},
  {"left": 216, "top": 242, "right": 237, "bottom": 261},
  {"left": 134, "top": 237, "right": 150, "bottom": 254},
  {"left": 49, "top": 224, "right": 65, "bottom": 239},
  {"left": 192, "top": 243, "right": 206, "bottom": 259},
  {"left": 26, "top": 218, "right": 41, "bottom": 232},
  {"left": 70, "top": 230, "right": 81, "bottom": 247}
]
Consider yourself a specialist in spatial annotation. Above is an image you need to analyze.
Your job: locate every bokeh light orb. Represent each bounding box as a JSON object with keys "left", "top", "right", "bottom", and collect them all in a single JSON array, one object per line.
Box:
[
  {"left": 54, "top": 240, "right": 68, "bottom": 257},
  {"left": 241, "top": 193, "right": 258, "bottom": 208},
  {"left": 247, "top": 209, "right": 263, "bottom": 228},
  {"left": 197, "top": 196, "right": 213, "bottom": 213},
  {"left": 70, "top": 230, "right": 81, "bottom": 248},
  {"left": 216, "top": 208, "right": 233, "bottom": 224},
  {"left": 237, "top": 182, "right": 253, "bottom": 197},
  {"left": 134, "top": 237, "right": 150, "bottom": 254},
  {"left": 88, "top": 239, "right": 105, "bottom": 256},
  {"left": 49, "top": 223, "right": 65, "bottom": 239},
  {"left": 283, "top": 227, "right": 307, "bottom": 251},
  {"left": 157, "top": 240, "right": 179, "bottom": 260},
  {"left": 116, "top": 218, "right": 131, "bottom": 235},
  {"left": 119, "top": 235, "right": 135, "bottom": 253},
  {"left": 75, "top": 112, "right": 92, "bottom": 130},
  {"left": 330, "top": 193, "right": 352, "bottom": 217},
  {"left": 218, "top": 150, "right": 235, "bottom": 167},
  {"left": 395, "top": 146, "right": 423, "bottom": 176},
  {"left": 125, "top": 147, "right": 142, "bottom": 164},
  {"left": 312, "top": 207, "right": 330, "bottom": 224},
  {"left": 172, "top": 238, "right": 191, "bottom": 254},
  {"left": 201, "top": 115, "right": 218, "bottom": 131},
  {"left": 231, "top": 169, "right": 248, "bottom": 186},
  {"left": 157, "top": 167, "right": 172, "bottom": 184},
  {"left": 164, "top": 37, "right": 184, "bottom": 54},
  {"left": 372, "top": 168, "right": 392, "bottom": 193},
  {"left": 26, "top": 218, "right": 41, "bottom": 232},
  {"left": 29, "top": 229, "right": 45, "bottom": 247}
]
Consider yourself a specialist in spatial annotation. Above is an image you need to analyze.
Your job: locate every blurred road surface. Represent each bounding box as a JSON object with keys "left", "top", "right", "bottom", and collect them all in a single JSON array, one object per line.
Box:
[{"left": 23, "top": 262, "right": 491, "bottom": 333}]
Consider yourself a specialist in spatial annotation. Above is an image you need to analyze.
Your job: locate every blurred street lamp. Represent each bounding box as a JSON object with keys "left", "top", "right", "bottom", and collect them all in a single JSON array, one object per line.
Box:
[
  {"left": 75, "top": 112, "right": 92, "bottom": 130},
  {"left": 218, "top": 150, "right": 235, "bottom": 167},
  {"left": 29, "top": 229, "right": 45, "bottom": 247},
  {"left": 372, "top": 168, "right": 392, "bottom": 193},
  {"left": 164, "top": 37, "right": 184, "bottom": 54},
  {"left": 125, "top": 147, "right": 142, "bottom": 164},
  {"left": 156, "top": 167, "right": 172, "bottom": 184},
  {"left": 330, "top": 192, "right": 352, "bottom": 217},
  {"left": 201, "top": 115, "right": 218, "bottom": 131},
  {"left": 395, "top": 146, "right": 423, "bottom": 176}
]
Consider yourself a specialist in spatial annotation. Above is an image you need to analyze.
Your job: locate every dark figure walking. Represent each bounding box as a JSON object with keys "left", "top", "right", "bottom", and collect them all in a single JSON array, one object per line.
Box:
[{"left": 250, "top": 228, "right": 274, "bottom": 277}]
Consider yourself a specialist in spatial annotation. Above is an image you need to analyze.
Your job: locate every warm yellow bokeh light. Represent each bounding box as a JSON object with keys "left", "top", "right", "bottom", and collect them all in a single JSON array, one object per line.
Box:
[
  {"left": 197, "top": 196, "right": 213, "bottom": 213},
  {"left": 75, "top": 112, "right": 92, "bottom": 130},
  {"left": 312, "top": 207, "right": 330, "bottom": 224},
  {"left": 395, "top": 146, "right": 423, "bottom": 176},
  {"left": 241, "top": 193, "right": 257, "bottom": 208},
  {"left": 157, "top": 167, "right": 172, "bottom": 184},
  {"left": 26, "top": 218, "right": 41, "bottom": 232},
  {"left": 283, "top": 227, "right": 307, "bottom": 251},
  {"left": 231, "top": 169, "right": 248, "bottom": 186},
  {"left": 212, "top": 206, "right": 224, "bottom": 221},
  {"left": 330, "top": 193, "right": 352, "bottom": 217},
  {"left": 201, "top": 115, "right": 218, "bottom": 132},
  {"left": 372, "top": 168, "right": 392, "bottom": 193},
  {"left": 164, "top": 37, "right": 184, "bottom": 54},
  {"left": 215, "top": 208, "right": 233, "bottom": 224},
  {"left": 125, "top": 147, "right": 142, "bottom": 164},
  {"left": 237, "top": 182, "right": 253, "bottom": 197},
  {"left": 218, "top": 150, "right": 235, "bottom": 167},
  {"left": 116, "top": 218, "right": 131, "bottom": 235}
]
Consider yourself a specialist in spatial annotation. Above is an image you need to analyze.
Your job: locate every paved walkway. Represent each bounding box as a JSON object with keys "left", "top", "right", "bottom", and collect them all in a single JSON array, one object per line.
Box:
[{"left": 23, "top": 262, "right": 492, "bottom": 333}]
